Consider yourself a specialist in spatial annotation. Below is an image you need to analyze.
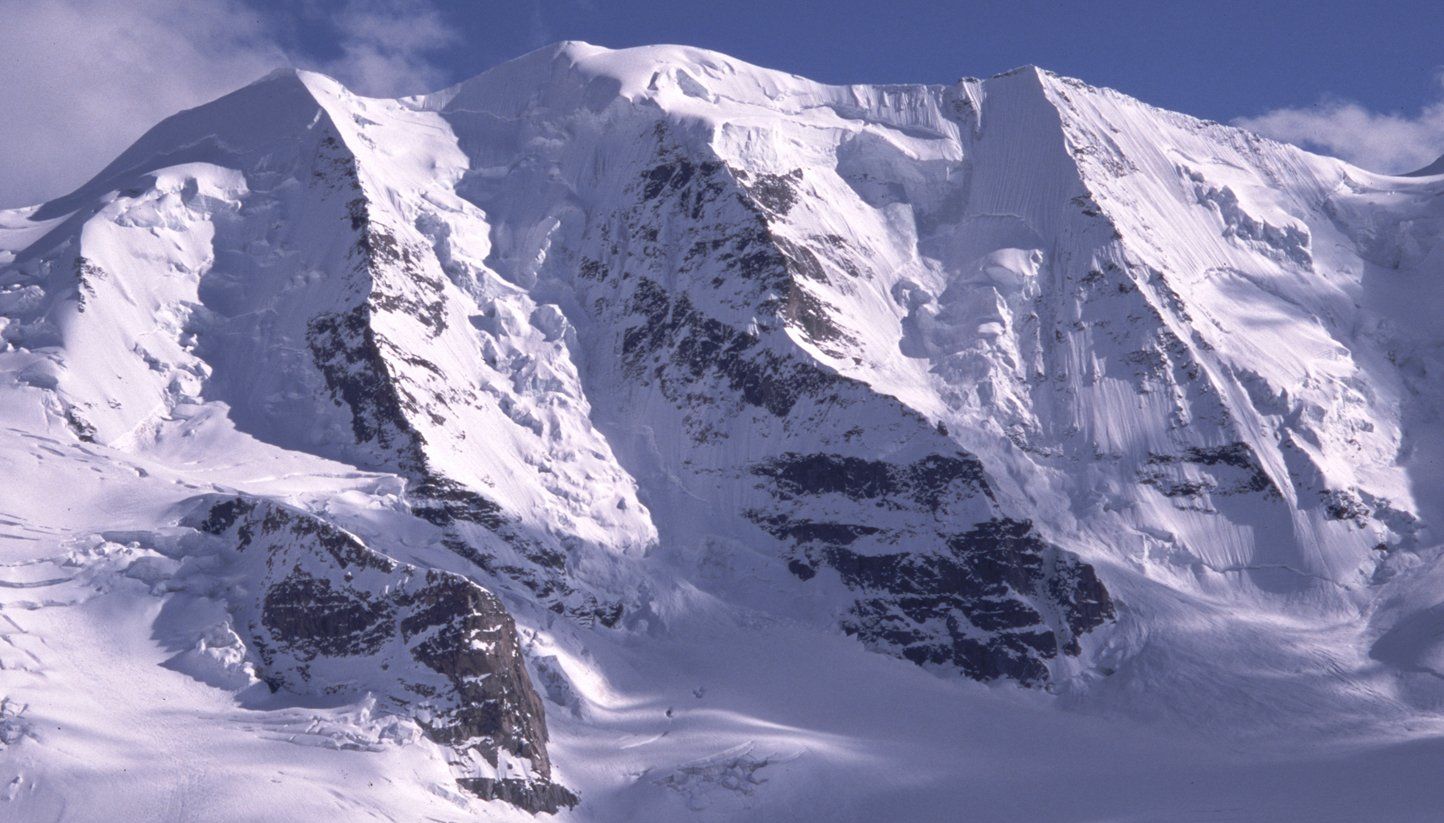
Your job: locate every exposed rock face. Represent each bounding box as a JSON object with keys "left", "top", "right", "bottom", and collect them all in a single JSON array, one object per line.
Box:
[
  {"left": 186, "top": 495, "right": 577, "bottom": 813},
  {"left": 750, "top": 452, "right": 1113, "bottom": 684}
]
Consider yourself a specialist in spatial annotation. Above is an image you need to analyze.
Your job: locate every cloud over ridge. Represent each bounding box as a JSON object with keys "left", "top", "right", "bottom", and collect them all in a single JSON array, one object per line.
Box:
[{"left": 1236, "top": 74, "right": 1444, "bottom": 174}]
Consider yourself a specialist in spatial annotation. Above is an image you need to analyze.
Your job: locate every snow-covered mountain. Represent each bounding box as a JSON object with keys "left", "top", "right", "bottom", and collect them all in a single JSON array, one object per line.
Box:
[{"left": 3, "top": 42, "right": 1444, "bottom": 821}]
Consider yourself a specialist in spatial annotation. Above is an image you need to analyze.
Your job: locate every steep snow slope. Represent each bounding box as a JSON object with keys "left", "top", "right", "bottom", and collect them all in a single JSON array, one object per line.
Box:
[{"left": 2, "top": 42, "right": 1444, "bottom": 821}]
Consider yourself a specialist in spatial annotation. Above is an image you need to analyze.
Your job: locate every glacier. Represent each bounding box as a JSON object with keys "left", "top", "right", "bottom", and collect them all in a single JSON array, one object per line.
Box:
[{"left": 1, "top": 41, "right": 1443, "bottom": 821}]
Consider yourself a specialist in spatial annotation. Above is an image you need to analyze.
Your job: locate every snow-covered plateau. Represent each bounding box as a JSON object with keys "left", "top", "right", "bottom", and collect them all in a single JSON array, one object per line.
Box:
[{"left": 3, "top": 42, "right": 1444, "bottom": 821}]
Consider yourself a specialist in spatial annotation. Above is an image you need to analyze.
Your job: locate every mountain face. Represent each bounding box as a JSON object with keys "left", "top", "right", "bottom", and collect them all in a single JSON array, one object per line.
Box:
[{"left": 2, "top": 43, "right": 1443, "bottom": 821}]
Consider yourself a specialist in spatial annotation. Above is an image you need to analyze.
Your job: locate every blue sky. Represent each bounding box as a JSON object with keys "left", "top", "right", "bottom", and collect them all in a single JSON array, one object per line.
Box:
[{"left": 2, "top": 0, "right": 1442, "bottom": 206}]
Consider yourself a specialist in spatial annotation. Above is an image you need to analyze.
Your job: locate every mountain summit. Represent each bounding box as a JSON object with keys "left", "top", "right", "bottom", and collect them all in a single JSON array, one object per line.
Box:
[{"left": 3, "top": 43, "right": 1444, "bottom": 821}]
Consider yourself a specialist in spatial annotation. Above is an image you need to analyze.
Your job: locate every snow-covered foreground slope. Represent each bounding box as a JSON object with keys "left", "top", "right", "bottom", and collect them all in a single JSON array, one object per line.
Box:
[{"left": 3, "top": 42, "right": 1444, "bottom": 821}]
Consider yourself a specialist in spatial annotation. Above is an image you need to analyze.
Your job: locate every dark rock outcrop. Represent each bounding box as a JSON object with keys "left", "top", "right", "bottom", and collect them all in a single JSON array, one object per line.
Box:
[
  {"left": 1141, "top": 441, "right": 1280, "bottom": 501},
  {"left": 750, "top": 453, "right": 1114, "bottom": 686},
  {"left": 186, "top": 495, "right": 576, "bottom": 813}
]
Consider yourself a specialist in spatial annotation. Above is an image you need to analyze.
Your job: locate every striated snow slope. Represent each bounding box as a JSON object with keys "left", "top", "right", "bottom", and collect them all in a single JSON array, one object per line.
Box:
[{"left": 2, "top": 42, "right": 1444, "bottom": 821}]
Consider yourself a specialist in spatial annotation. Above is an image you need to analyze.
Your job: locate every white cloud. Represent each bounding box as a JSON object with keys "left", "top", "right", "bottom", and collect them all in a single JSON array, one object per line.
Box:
[
  {"left": 0, "top": 0, "right": 456, "bottom": 208},
  {"left": 0, "top": 0, "right": 282, "bottom": 207},
  {"left": 315, "top": 0, "right": 459, "bottom": 97},
  {"left": 1235, "top": 77, "right": 1444, "bottom": 174}
]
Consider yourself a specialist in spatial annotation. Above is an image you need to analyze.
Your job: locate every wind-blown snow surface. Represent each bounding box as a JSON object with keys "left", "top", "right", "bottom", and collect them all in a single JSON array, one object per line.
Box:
[{"left": 3, "top": 42, "right": 1444, "bottom": 821}]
